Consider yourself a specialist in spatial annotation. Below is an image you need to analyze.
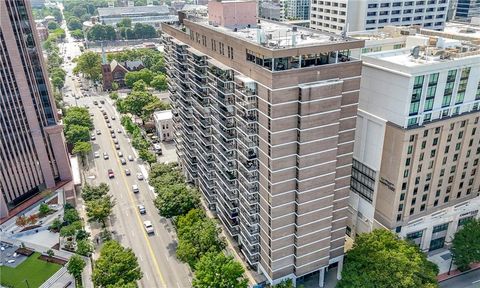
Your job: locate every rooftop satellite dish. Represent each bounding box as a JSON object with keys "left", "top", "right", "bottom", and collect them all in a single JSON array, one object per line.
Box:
[{"left": 411, "top": 46, "right": 420, "bottom": 59}]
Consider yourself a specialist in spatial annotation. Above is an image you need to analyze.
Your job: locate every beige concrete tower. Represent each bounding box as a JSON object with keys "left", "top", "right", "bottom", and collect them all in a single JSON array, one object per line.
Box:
[{"left": 162, "top": 2, "right": 364, "bottom": 285}]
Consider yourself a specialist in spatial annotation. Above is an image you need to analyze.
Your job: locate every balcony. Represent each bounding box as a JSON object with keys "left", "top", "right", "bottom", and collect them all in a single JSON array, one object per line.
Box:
[
  {"left": 211, "top": 100, "right": 235, "bottom": 119},
  {"left": 217, "top": 211, "right": 239, "bottom": 237},
  {"left": 239, "top": 158, "right": 258, "bottom": 172},
  {"left": 212, "top": 122, "right": 235, "bottom": 140},
  {"left": 208, "top": 66, "right": 234, "bottom": 83},
  {"left": 211, "top": 110, "right": 235, "bottom": 129},
  {"left": 240, "top": 208, "right": 260, "bottom": 228},
  {"left": 237, "top": 109, "right": 257, "bottom": 124},
  {"left": 238, "top": 165, "right": 259, "bottom": 183},
  {"left": 238, "top": 146, "right": 257, "bottom": 160}
]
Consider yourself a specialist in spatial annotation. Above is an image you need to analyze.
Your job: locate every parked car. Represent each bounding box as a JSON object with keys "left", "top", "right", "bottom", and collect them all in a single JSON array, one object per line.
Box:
[
  {"left": 90, "top": 134, "right": 96, "bottom": 140},
  {"left": 118, "top": 151, "right": 123, "bottom": 157},
  {"left": 136, "top": 173, "right": 144, "bottom": 180},
  {"left": 117, "top": 128, "right": 122, "bottom": 133},
  {"left": 111, "top": 115, "right": 116, "bottom": 120},
  {"left": 103, "top": 152, "right": 109, "bottom": 160},
  {"left": 107, "top": 123, "right": 112, "bottom": 128},
  {"left": 96, "top": 129, "right": 101, "bottom": 135},
  {"left": 108, "top": 169, "right": 114, "bottom": 178},
  {"left": 100, "top": 100, "right": 105, "bottom": 104},
  {"left": 143, "top": 220, "right": 154, "bottom": 234},
  {"left": 128, "top": 155, "right": 134, "bottom": 161},
  {"left": 115, "top": 144, "right": 120, "bottom": 150},
  {"left": 111, "top": 133, "right": 116, "bottom": 138},
  {"left": 138, "top": 204, "right": 146, "bottom": 214},
  {"left": 109, "top": 129, "right": 115, "bottom": 134},
  {"left": 93, "top": 100, "right": 98, "bottom": 105},
  {"left": 94, "top": 152, "right": 100, "bottom": 158},
  {"left": 113, "top": 139, "right": 119, "bottom": 144}
]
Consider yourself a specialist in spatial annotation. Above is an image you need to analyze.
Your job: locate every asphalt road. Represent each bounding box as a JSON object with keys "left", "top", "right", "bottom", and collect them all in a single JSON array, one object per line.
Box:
[
  {"left": 59, "top": 20, "right": 192, "bottom": 287},
  {"left": 440, "top": 269, "right": 480, "bottom": 288}
]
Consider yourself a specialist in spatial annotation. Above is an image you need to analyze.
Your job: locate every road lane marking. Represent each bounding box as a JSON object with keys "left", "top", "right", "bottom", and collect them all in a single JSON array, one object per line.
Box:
[
  {"left": 472, "top": 279, "right": 480, "bottom": 284},
  {"left": 106, "top": 110, "right": 167, "bottom": 287}
]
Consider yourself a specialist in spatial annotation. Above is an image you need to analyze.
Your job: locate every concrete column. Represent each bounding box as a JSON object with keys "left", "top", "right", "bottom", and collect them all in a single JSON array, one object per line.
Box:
[
  {"left": 446, "top": 217, "right": 459, "bottom": 245},
  {"left": 44, "top": 125, "right": 72, "bottom": 181},
  {"left": 337, "top": 255, "right": 344, "bottom": 280},
  {"left": 319, "top": 267, "right": 325, "bottom": 288},
  {"left": 421, "top": 227, "right": 433, "bottom": 252}
]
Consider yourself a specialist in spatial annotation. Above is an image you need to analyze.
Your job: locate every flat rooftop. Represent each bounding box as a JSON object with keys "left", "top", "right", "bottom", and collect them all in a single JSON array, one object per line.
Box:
[
  {"left": 154, "top": 110, "right": 173, "bottom": 121},
  {"left": 194, "top": 19, "right": 360, "bottom": 49},
  {"left": 443, "top": 22, "right": 480, "bottom": 39},
  {"left": 98, "top": 5, "right": 170, "bottom": 17}
]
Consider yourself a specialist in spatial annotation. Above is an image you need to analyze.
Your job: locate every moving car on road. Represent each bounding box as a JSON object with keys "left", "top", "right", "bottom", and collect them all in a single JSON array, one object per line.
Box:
[
  {"left": 136, "top": 173, "right": 144, "bottom": 180},
  {"left": 138, "top": 205, "right": 146, "bottom": 214},
  {"left": 120, "top": 158, "right": 126, "bottom": 165},
  {"left": 143, "top": 220, "right": 154, "bottom": 234},
  {"left": 103, "top": 152, "right": 109, "bottom": 160},
  {"left": 125, "top": 169, "right": 131, "bottom": 176},
  {"left": 94, "top": 152, "right": 100, "bottom": 158},
  {"left": 108, "top": 169, "right": 114, "bottom": 179},
  {"left": 128, "top": 155, "right": 134, "bottom": 161},
  {"left": 132, "top": 184, "right": 139, "bottom": 193}
]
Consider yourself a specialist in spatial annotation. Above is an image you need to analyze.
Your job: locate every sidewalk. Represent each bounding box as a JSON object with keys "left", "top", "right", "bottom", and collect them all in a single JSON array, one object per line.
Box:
[{"left": 437, "top": 263, "right": 480, "bottom": 282}]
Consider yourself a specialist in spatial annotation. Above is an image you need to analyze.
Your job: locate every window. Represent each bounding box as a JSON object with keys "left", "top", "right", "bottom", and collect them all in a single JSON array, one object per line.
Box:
[
  {"left": 406, "top": 230, "right": 423, "bottom": 240},
  {"left": 433, "top": 223, "right": 449, "bottom": 233}
]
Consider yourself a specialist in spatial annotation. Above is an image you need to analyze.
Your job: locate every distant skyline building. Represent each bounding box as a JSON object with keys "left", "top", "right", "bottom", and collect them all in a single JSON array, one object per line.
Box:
[
  {"left": 0, "top": 0, "right": 72, "bottom": 217},
  {"left": 162, "top": 1, "right": 364, "bottom": 285},
  {"left": 284, "top": 0, "right": 310, "bottom": 20},
  {"left": 97, "top": 5, "right": 178, "bottom": 27},
  {"left": 454, "top": 0, "right": 480, "bottom": 21},
  {"left": 310, "top": 0, "right": 450, "bottom": 34},
  {"left": 348, "top": 33, "right": 480, "bottom": 252}
]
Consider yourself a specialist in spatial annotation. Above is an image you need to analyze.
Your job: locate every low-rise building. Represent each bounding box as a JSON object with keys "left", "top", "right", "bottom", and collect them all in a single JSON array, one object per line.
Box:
[
  {"left": 97, "top": 5, "right": 178, "bottom": 27},
  {"left": 153, "top": 110, "right": 173, "bottom": 142},
  {"left": 101, "top": 59, "right": 144, "bottom": 90},
  {"left": 348, "top": 34, "right": 480, "bottom": 252}
]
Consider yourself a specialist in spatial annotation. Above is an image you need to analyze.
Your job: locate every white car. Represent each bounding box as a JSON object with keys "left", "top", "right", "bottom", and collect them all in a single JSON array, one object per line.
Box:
[
  {"left": 103, "top": 152, "right": 109, "bottom": 160},
  {"left": 128, "top": 155, "right": 134, "bottom": 161},
  {"left": 136, "top": 173, "right": 144, "bottom": 180},
  {"left": 143, "top": 220, "right": 154, "bottom": 234},
  {"left": 132, "top": 184, "right": 139, "bottom": 193},
  {"left": 94, "top": 152, "right": 100, "bottom": 158},
  {"left": 138, "top": 204, "right": 146, "bottom": 214}
]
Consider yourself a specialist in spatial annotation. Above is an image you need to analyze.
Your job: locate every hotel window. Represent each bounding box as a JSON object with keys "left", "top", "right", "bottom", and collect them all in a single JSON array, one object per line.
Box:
[
  {"left": 406, "top": 231, "right": 423, "bottom": 240},
  {"left": 433, "top": 223, "right": 449, "bottom": 233}
]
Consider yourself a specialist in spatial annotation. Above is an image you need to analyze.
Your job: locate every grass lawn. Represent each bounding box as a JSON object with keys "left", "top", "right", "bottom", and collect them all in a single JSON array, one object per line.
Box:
[{"left": 0, "top": 252, "right": 61, "bottom": 288}]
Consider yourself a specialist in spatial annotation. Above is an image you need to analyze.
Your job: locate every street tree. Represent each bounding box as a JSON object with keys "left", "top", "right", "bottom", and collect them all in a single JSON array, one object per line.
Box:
[
  {"left": 60, "top": 221, "right": 83, "bottom": 238},
  {"left": 92, "top": 240, "right": 142, "bottom": 287},
  {"left": 70, "top": 29, "right": 84, "bottom": 40},
  {"left": 63, "top": 208, "right": 81, "bottom": 224},
  {"left": 150, "top": 169, "right": 184, "bottom": 190},
  {"left": 451, "top": 218, "right": 480, "bottom": 271},
  {"left": 150, "top": 74, "right": 167, "bottom": 91},
  {"left": 72, "top": 141, "right": 92, "bottom": 163},
  {"left": 337, "top": 229, "right": 439, "bottom": 288},
  {"left": 85, "top": 196, "right": 115, "bottom": 227},
  {"left": 73, "top": 51, "right": 102, "bottom": 81},
  {"left": 64, "top": 107, "right": 93, "bottom": 130},
  {"left": 132, "top": 79, "right": 147, "bottom": 92},
  {"left": 15, "top": 216, "right": 28, "bottom": 228},
  {"left": 138, "top": 149, "right": 157, "bottom": 165},
  {"left": 67, "top": 255, "right": 86, "bottom": 285},
  {"left": 47, "top": 21, "right": 60, "bottom": 31},
  {"left": 81, "top": 183, "right": 110, "bottom": 202},
  {"left": 176, "top": 209, "right": 225, "bottom": 267},
  {"left": 67, "top": 17, "right": 83, "bottom": 30},
  {"left": 193, "top": 252, "right": 248, "bottom": 288},
  {"left": 154, "top": 184, "right": 200, "bottom": 218},
  {"left": 272, "top": 279, "right": 294, "bottom": 288},
  {"left": 116, "top": 18, "right": 132, "bottom": 28},
  {"left": 65, "top": 124, "right": 90, "bottom": 146},
  {"left": 76, "top": 239, "right": 94, "bottom": 257}
]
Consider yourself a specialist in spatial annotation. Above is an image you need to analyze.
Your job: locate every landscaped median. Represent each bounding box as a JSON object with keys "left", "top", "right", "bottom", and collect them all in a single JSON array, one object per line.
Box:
[{"left": 0, "top": 252, "right": 62, "bottom": 288}]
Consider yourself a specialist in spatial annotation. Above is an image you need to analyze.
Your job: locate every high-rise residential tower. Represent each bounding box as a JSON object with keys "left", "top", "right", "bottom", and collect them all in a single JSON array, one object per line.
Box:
[
  {"left": 162, "top": 1, "right": 364, "bottom": 285},
  {"left": 0, "top": 0, "right": 72, "bottom": 217},
  {"left": 348, "top": 35, "right": 480, "bottom": 252},
  {"left": 310, "top": 0, "right": 449, "bottom": 34},
  {"left": 454, "top": 0, "right": 480, "bottom": 21}
]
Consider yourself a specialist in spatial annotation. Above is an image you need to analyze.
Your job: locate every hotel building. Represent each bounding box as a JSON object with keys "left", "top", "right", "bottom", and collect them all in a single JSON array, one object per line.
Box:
[
  {"left": 349, "top": 35, "right": 480, "bottom": 252},
  {"left": 0, "top": 0, "right": 72, "bottom": 217},
  {"left": 162, "top": 0, "right": 364, "bottom": 285},
  {"left": 310, "top": 0, "right": 449, "bottom": 34}
]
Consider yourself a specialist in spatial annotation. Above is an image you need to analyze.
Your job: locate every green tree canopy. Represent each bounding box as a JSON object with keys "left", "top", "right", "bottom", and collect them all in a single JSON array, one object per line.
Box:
[
  {"left": 64, "top": 107, "right": 93, "bottom": 130},
  {"left": 64, "top": 207, "right": 81, "bottom": 224},
  {"left": 87, "top": 24, "right": 117, "bottom": 41},
  {"left": 154, "top": 184, "right": 200, "bottom": 218},
  {"left": 70, "top": 29, "right": 84, "bottom": 40},
  {"left": 176, "top": 209, "right": 225, "bottom": 267},
  {"left": 107, "top": 49, "right": 165, "bottom": 74},
  {"left": 451, "top": 218, "right": 480, "bottom": 271},
  {"left": 125, "top": 69, "right": 154, "bottom": 87},
  {"left": 338, "top": 229, "right": 439, "bottom": 288},
  {"left": 150, "top": 74, "right": 167, "bottom": 91},
  {"left": 72, "top": 141, "right": 92, "bottom": 161},
  {"left": 60, "top": 221, "right": 83, "bottom": 237},
  {"left": 73, "top": 51, "right": 102, "bottom": 81},
  {"left": 65, "top": 125, "right": 90, "bottom": 146},
  {"left": 47, "top": 21, "right": 60, "bottom": 31},
  {"left": 67, "top": 255, "right": 86, "bottom": 284},
  {"left": 117, "top": 18, "right": 132, "bottom": 28},
  {"left": 76, "top": 239, "right": 94, "bottom": 257},
  {"left": 193, "top": 252, "right": 248, "bottom": 288},
  {"left": 82, "top": 183, "right": 110, "bottom": 201},
  {"left": 67, "top": 17, "right": 83, "bottom": 30},
  {"left": 117, "top": 89, "right": 158, "bottom": 121},
  {"left": 85, "top": 196, "right": 115, "bottom": 227},
  {"left": 138, "top": 149, "right": 157, "bottom": 165},
  {"left": 92, "top": 240, "right": 142, "bottom": 287}
]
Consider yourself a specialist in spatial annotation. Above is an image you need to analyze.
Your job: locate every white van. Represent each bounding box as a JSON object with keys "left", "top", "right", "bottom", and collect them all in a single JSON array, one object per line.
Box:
[{"left": 132, "top": 184, "right": 139, "bottom": 193}]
